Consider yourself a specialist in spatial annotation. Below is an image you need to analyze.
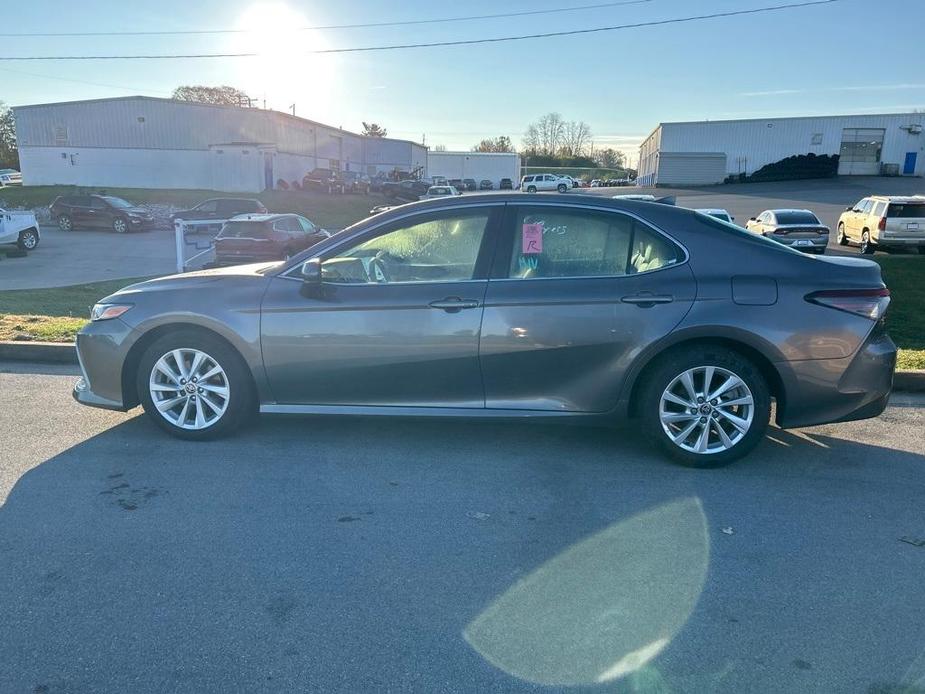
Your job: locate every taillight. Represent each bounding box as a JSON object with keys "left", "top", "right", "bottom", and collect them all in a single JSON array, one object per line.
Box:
[
  {"left": 878, "top": 217, "right": 886, "bottom": 231},
  {"left": 806, "top": 288, "right": 890, "bottom": 320}
]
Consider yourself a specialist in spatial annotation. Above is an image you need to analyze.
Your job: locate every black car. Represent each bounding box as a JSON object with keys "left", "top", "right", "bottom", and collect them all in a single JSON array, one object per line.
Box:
[
  {"left": 50, "top": 195, "right": 154, "bottom": 233},
  {"left": 303, "top": 168, "right": 346, "bottom": 194},
  {"left": 382, "top": 179, "right": 430, "bottom": 202},
  {"left": 341, "top": 171, "right": 371, "bottom": 195},
  {"left": 169, "top": 198, "right": 267, "bottom": 226},
  {"left": 499, "top": 178, "right": 513, "bottom": 190},
  {"left": 463, "top": 178, "right": 478, "bottom": 192},
  {"left": 479, "top": 179, "right": 494, "bottom": 190}
]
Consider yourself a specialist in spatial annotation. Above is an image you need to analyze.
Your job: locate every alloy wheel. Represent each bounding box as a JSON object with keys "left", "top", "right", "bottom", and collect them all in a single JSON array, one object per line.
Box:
[
  {"left": 148, "top": 348, "right": 230, "bottom": 430},
  {"left": 19, "top": 231, "right": 38, "bottom": 249},
  {"left": 659, "top": 365, "right": 754, "bottom": 455},
  {"left": 114, "top": 218, "right": 128, "bottom": 233}
]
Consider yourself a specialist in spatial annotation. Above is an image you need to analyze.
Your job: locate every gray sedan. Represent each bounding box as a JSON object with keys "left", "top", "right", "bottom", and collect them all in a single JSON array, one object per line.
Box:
[{"left": 73, "top": 195, "right": 896, "bottom": 467}]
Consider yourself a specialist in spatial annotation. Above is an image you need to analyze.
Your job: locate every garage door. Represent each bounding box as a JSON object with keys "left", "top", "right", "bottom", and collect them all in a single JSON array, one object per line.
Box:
[
  {"left": 838, "top": 128, "right": 885, "bottom": 176},
  {"left": 657, "top": 152, "right": 727, "bottom": 185}
]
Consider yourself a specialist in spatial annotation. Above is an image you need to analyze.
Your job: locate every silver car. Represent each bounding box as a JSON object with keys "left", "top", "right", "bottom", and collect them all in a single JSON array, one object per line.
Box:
[
  {"left": 745, "top": 209, "right": 830, "bottom": 254},
  {"left": 74, "top": 195, "right": 896, "bottom": 467}
]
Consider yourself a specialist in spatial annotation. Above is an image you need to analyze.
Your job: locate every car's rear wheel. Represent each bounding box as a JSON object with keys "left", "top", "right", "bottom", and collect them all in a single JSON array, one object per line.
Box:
[
  {"left": 113, "top": 217, "right": 128, "bottom": 234},
  {"left": 837, "top": 223, "right": 849, "bottom": 245},
  {"left": 639, "top": 347, "right": 771, "bottom": 467},
  {"left": 860, "top": 230, "right": 875, "bottom": 255},
  {"left": 557, "top": 183, "right": 568, "bottom": 193},
  {"left": 527, "top": 185, "right": 537, "bottom": 193},
  {"left": 17, "top": 228, "right": 39, "bottom": 250},
  {"left": 137, "top": 330, "right": 255, "bottom": 440},
  {"left": 58, "top": 214, "right": 73, "bottom": 231}
]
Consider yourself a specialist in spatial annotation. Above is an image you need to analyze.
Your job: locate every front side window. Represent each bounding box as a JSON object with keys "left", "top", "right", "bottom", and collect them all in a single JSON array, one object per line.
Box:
[
  {"left": 322, "top": 212, "right": 489, "bottom": 285},
  {"left": 196, "top": 200, "right": 219, "bottom": 213},
  {"left": 102, "top": 196, "right": 133, "bottom": 209},
  {"left": 89, "top": 197, "right": 108, "bottom": 210},
  {"left": 298, "top": 216, "right": 316, "bottom": 233},
  {"left": 507, "top": 207, "right": 680, "bottom": 279}
]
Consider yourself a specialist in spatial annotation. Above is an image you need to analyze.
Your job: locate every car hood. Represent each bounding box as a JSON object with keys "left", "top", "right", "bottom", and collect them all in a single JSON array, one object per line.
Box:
[
  {"left": 124, "top": 207, "right": 153, "bottom": 217},
  {"left": 100, "top": 262, "right": 280, "bottom": 301}
]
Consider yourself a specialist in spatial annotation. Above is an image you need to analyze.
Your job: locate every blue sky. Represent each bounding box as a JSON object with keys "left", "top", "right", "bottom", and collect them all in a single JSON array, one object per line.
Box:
[{"left": 1, "top": 0, "right": 922, "bottom": 161}]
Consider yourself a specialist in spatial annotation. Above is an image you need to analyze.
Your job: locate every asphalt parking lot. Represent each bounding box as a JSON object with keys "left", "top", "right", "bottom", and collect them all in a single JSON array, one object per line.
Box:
[{"left": 2, "top": 361, "right": 924, "bottom": 693}]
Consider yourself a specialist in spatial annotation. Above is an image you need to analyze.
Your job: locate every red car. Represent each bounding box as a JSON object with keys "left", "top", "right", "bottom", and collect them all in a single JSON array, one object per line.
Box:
[{"left": 214, "top": 214, "right": 329, "bottom": 265}]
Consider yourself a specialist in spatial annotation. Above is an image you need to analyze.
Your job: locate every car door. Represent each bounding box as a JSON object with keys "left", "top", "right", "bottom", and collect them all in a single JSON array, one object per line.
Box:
[
  {"left": 86, "top": 197, "right": 111, "bottom": 228},
  {"left": 260, "top": 205, "right": 503, "bottom": 407},
  {"left": 294, "top": 215, "right": 326, "bottom": 251},
  {"left": 196, "top": 199, "right": 220, "bottom": 220},
  {"left": 846, "top": 199, "right": 868, "bottom": 238},
  {"left": 68, "top": 197, "right": 91, "bottom": 227},
  {"left": 479, "top": 203, "right": 696, "bottom": 412}
]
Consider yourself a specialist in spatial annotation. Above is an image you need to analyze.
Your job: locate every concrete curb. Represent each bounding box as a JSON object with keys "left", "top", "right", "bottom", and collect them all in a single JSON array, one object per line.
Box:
[
  {"left": 1, "top": 340, "right": 924, "bottom": 392},
  {"left": 0, "top": 341, "right": 77, "bottom": 364}
]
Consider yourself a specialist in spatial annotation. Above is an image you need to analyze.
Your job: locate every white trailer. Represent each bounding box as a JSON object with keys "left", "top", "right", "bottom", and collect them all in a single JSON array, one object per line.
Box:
[{"left": 426, "top": 152, "right": 520, "bottom": 189}]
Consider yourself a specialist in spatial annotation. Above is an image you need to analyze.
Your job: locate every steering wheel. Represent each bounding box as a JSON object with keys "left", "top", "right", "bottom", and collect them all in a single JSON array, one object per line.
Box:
[{"left": 368, "top": 250, "right": 392, "bottom": 283}]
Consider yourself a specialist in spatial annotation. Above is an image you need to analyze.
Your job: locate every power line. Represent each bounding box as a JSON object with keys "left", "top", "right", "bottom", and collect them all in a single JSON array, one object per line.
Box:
[
  {"left": 0, "top": 0, "right": 653, "bottom": 38},
  {"left": 0, "top": 0, "right": 846, "bottom": 61},
  {"left": 0, "top": 66, "right": 172, "bottom": 95}
]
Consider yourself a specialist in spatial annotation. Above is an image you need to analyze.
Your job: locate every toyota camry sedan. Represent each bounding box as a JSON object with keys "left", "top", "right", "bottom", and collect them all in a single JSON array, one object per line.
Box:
[{"left": 73, "top": 194, "right": 896, "bottom": 467}]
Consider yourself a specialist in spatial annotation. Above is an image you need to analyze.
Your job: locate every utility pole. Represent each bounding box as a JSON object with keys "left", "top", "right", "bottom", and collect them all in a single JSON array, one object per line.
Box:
[{"left": 289, "top": 104, "right": 296, "bottom": 116}]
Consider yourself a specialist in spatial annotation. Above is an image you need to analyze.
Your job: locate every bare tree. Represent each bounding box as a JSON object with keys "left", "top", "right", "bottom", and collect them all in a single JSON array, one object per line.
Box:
[
  {"left": 362, "top": 122, "right": 388, "bottom": 137},
  {"left": 561, "top": 120, "right": 593, "bottom": 158},
  {"left": 172, "top": 85, "right": 250, "bottom": 106},
  {"left": 472, "top": 136, "right": 515, "bottom": 153},
  {"left": 433, "top": 144, "right": 447, "bottom": 152}
]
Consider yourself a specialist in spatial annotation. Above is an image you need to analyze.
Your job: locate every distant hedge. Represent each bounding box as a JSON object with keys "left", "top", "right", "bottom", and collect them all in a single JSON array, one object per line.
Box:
[{"left": 742, "top": 153, "right": 840, "bottom": 182}]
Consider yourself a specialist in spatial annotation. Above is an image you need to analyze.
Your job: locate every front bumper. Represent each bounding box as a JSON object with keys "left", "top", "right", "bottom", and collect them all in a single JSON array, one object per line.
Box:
[
  {"left": 72, "top": 318, "right": 137, "bottom": 412},
  {"left": 776, "top": 325, "right": 896, "bottom": 428}
]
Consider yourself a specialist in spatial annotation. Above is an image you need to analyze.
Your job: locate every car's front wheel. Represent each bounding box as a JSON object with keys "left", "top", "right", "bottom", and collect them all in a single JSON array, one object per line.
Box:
[
  {"left": 639, "top": 347, "right": 771, "bottom": 467},
  {"left": 113, "top": 217, "right": 128, "bottom": 234},
  {"left": 137, "top": 330, "right": 255, "bottom": 440},
  {"left": 526, "top": 185, "right": 537, "bottom": 193},
  {"left": 17, "top": 228, "right": 39, "bottom": 250},
  {"left": 557, "top": 183, "right": 568, "bottom": 193}
]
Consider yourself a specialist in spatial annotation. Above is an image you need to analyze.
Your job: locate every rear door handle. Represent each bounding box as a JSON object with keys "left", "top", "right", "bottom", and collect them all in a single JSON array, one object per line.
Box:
[
  {"left": 621, "top": 293, "right": 674, "bottom": 307},
  {"left": 429, "top": 297, "right": 481, "bottom": 312}
]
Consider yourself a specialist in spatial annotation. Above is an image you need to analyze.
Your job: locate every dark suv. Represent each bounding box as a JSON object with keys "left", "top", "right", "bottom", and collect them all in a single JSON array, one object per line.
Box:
[
  {"left": 50, "top": 195, "right": 154, "bottom": 233},
  {"left": 169, "top": 198, "right": 266, "bottom": 226},
  {"left": 341, "top": 171, "right": 372, "bottom": 195},
  {"left": 213, "top": 214, "right": 329, "bottom": 266},
  {"left": 382, "top": 179, "right": 430, "bottom": 202}
]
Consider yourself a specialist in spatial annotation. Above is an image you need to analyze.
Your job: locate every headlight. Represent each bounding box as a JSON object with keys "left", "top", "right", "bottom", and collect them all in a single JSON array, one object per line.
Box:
[{"left": 90, "top": 303, "right": 133, "bottom": 321}]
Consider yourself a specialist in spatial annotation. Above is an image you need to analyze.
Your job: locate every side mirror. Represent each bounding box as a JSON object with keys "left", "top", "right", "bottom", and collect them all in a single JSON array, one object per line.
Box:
[
  {"left": 749, "top": 217, "right": 757, "bottom": 221},
  {"left": 845, "top": 206, "right": 854, "bottom": 212},
  {"left": 730, "top": 216, "right": 735, "bottom": 221},
  {"left": 300, "top": 258, "right": 322, "bottom": 284}
]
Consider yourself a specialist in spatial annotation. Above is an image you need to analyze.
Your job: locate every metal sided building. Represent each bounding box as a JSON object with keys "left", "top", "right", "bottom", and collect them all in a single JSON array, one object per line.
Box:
[
  {"left": 425, "top": 151, "right": 521, "bottom": 188},
  {"left": 12, "top": 96, "right": 428, "bottom": 192},
  {"left": 637, "top": 112, "right": 925, "bottom": 186}
]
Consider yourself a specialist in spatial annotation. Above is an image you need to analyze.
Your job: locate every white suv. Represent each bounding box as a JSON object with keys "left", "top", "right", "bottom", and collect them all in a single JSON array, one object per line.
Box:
[
  {"left": 521, "top": 174, "right": 569, "bottom": 193},
  {"left": 837, "top": 195, "right": 925, "bottom": 254}
]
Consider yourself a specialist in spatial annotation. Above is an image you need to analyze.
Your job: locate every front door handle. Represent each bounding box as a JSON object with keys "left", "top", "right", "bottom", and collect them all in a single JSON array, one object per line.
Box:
[
  {"left": 621, "top": 293, "right": 674, "bottom": 307},
  {"left": 429, "top": 297, "right": 481, "bottom": 312}
]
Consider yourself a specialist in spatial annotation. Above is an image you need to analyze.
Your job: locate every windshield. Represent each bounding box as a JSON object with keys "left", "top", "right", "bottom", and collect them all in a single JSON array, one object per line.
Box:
[
  {"left": 774, "top": 211, "right": 819, "bottom": 225},
  {"left": 101, "top": 196, "right": 134, "bottom": 209},
  {"left": 217, "top": 221, "right": 270, "bottom": 239}
]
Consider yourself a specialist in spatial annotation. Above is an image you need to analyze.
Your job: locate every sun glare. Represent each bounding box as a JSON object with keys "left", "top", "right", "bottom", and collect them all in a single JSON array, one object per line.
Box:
[{"left": 231, "top": 2, "right": 335, "bottom": 111}]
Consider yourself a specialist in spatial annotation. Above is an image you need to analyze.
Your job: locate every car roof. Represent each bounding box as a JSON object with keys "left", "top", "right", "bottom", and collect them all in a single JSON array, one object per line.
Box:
[
  {"left": 764, "top": 208, "right": 814, "bottom": 214},
  {"left": 868, "top": 195, "right": 925, "bottom": 203},
  {"left": 227, "top": 213, "right": 292, "bottom": 222},
  {"left": 695, "top": 208, "right": 729, "bottom": 214}
]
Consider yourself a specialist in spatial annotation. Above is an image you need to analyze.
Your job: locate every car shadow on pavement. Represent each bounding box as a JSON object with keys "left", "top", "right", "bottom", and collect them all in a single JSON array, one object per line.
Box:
[{"left": 1, "top": 414, "right": 924, "bottom": 693}]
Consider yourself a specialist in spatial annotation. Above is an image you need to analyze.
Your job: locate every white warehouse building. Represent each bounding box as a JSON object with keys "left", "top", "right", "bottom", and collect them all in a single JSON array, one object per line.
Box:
[
  {"left": 425, "top": 151, "right": 521, "bottom": 188},
  {"left": 637, "top": 112, "right": 925, "bottom": 187},
  {"left": 12, "top": 96, "right": 428, "bottom": 192}
]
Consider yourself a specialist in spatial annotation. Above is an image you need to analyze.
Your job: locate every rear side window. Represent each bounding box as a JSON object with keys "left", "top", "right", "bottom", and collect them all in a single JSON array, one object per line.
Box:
[
  {"left": 887, "top": 203, "right": 925, "bottom": 218},
  {"left": 872, "top": 202, "right": 887, "bottom": 216},
  {"left": 218, "top": 221, "right": 270, "bottom": 239},
  {"left": 507, "top": 207, "right": 680, "bottom": 279},
  {"left": 523, "top": 176, "right": 534, "bottom": 182},
  {"left": 196, "top": 200, "right": 218, "bottom": 213}
]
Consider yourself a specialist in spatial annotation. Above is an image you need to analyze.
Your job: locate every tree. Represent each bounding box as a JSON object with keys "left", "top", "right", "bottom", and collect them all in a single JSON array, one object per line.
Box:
[
  {"left": 560, "top": 120, "right": 592, "bottom": 158},
  {"left": 522, "top": 112, "right": 567, "bottom": 156},
  {"left": 433, "top": 144, "right": 447, "bottom": 152},
  {"left": 172, "top": 85, "right": 250, "bottom": 106},
  {"left": 0, "top": 102, "right": 18, "bottom": 170},
  {"left": 362, "top": 122, "right": 388, "bottom": 137},
  {"left": 594, "top": 147, "right": 626, "bottom": 169},
  {"left": 472, "top": 136, "right": 515, "bottom": 153}
]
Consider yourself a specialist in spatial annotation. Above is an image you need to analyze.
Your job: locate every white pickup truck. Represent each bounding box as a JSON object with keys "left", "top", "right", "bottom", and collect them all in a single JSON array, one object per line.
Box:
[{"left": 0, "top": 208, "right": 40, "bottom": 250}]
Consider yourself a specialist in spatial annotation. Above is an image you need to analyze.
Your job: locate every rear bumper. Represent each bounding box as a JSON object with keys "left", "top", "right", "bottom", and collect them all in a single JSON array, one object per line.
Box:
[
  {"left": 767, "top": 235, "right": 829, "bottom": 252},
  {"left": 776, "top": 326, "right": 896, "bottom": 428},
  {"left": 876, "top": 236, "right": 925, "bottom": 247}
]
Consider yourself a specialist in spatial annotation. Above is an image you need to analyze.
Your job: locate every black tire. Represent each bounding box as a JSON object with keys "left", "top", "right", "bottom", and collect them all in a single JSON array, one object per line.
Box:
[
  {"left": 837, "top": 223, "right": 849, "bottom": 246},
  {"left": 17, "top": 228, "right": 39, "bottom": 250},
  {"left": 113, "top": 217, "right": 129, "bottom": 234},
  {"left": 526, "top": 185, "right": 537, "bottom": 193},
  {"left": 136, "top": 329, "right": 256, "bottom": 441},
  {"left": 860, "top": 230, "right": 875, "bottom": 255},
  {"left": 638, "top": 346, "right": 771, "bottom": 468},
  {"left": 58, "top": 214, "right": 73, "bottom": 231},
  {"left": 557, "top": 183, "right": 568, "bottom": 193}
]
